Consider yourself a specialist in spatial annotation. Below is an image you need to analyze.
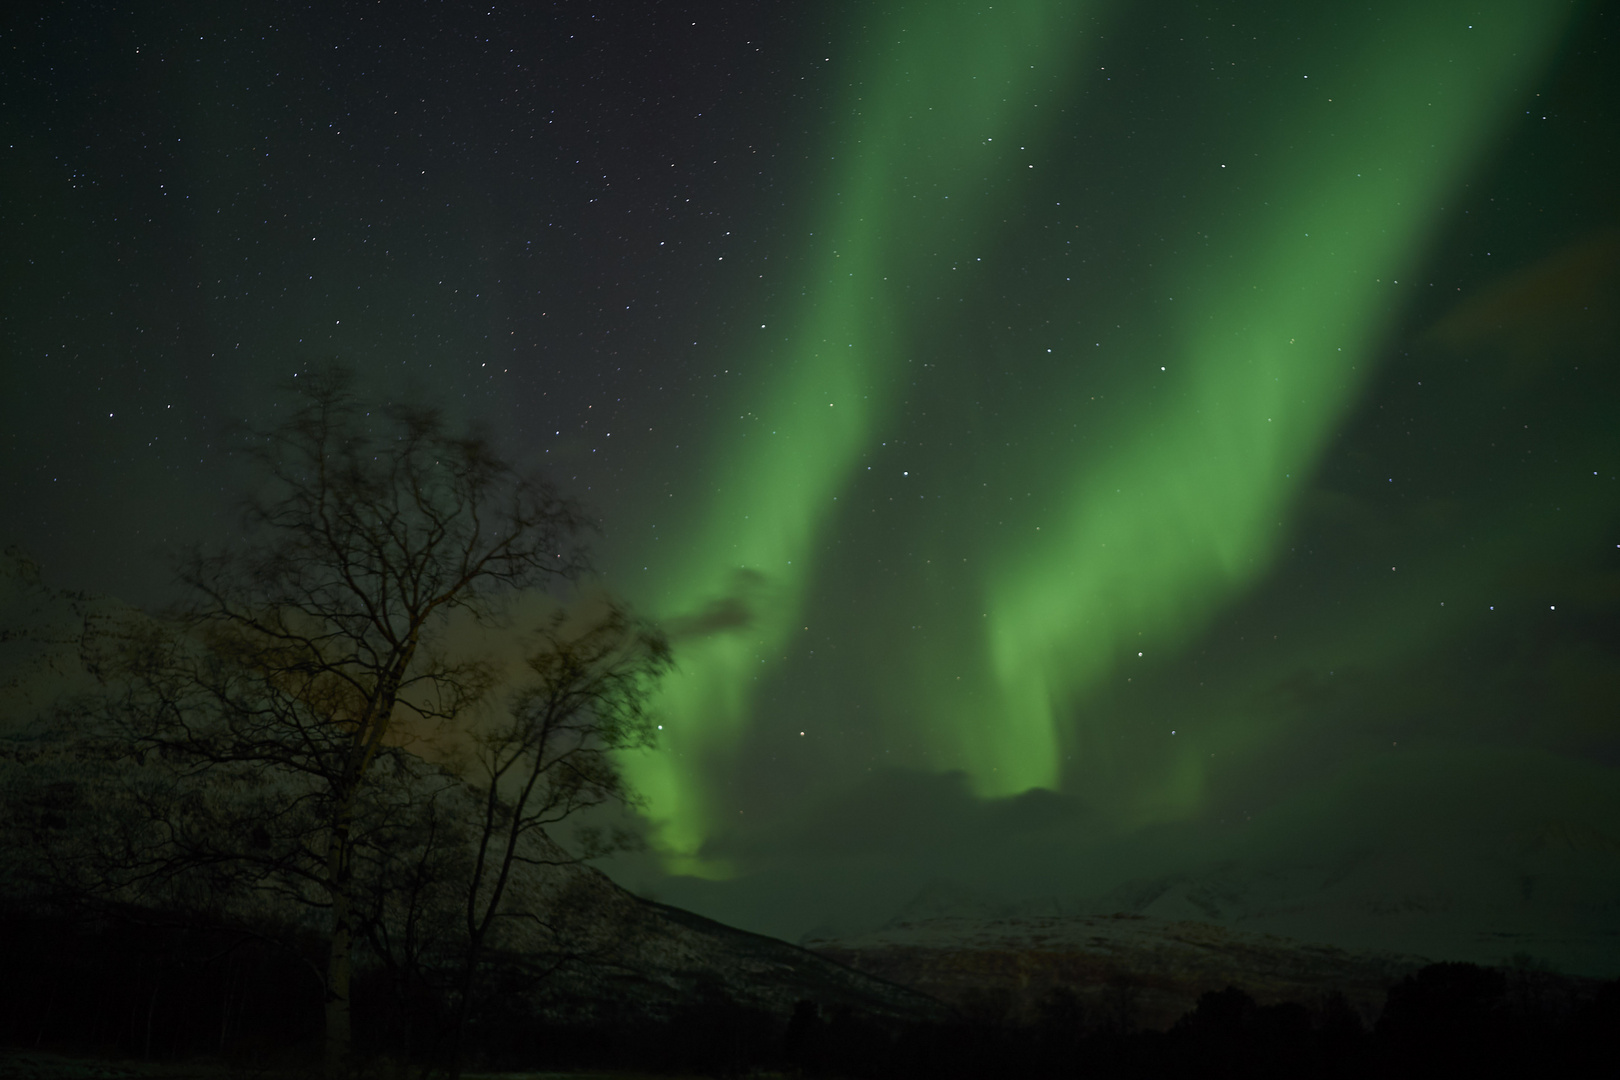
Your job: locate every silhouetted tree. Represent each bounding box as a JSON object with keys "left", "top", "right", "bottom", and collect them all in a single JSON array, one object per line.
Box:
[
  {"left": 1180, "top": 985, "right": 1259, "bottom": 1037},
  {"left": 1031, "top": 986, "right": 1085, "bottom": 1075},
  {"left": 93, "top": 367, "right": 589, "bottom": 1076},
  {"left": 442, "top": 601, "right": 669, "bottom": 1074},
  {"left": 1377, "top": 961, "right": 1509, "bottom": 1076},
  {"left": 1378, "top": 961, "right": 1507, "bottom": 1045},
  {"left": 783, "top": 999, "right": 825, "bottom": 1072}
]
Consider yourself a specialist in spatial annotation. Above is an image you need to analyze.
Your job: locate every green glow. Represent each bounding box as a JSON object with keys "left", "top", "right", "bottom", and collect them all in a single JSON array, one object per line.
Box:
[
  {"left": 967, "top": 3, "right": 1569, "bottom": 802},
  {"left": 625, "top": 0, "right": 1573, "bottom": 866},
  {"left": 621, "top": 0, "right": 1089, "bottom": 869}
]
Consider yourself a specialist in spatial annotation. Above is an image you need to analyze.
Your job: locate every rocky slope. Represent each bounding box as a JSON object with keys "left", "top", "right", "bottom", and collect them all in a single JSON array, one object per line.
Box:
[
  {"left": 806, "top": 912, "right": 1426, "bottom": 1031},
  {"left": 476, "top": 862, "right": 952, "bottom": 1028}
]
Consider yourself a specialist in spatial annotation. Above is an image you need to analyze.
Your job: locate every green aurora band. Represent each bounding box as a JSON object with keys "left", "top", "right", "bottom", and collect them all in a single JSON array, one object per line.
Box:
[
  {"left": 622, "top": 0, "right": 1572, "bottom": 871},
  {"left": 622, "top": 0, "right": 1091, "bottom": 872},
  {"left": 973, "top": 3, "right": 1571, "bottom": 809}
]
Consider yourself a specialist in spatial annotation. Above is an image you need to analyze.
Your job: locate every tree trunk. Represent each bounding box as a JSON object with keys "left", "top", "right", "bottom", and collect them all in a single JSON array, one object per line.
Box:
[
  {"left": 447, "top": 938, "right": 483, "bottom": 1080},
  {"left": 325, "top": 910, "right": 353, "bottom": 1079},
  {"left": 324, "top": 811, "right": 356, "bottom": 1079},
  {"left": 325, "top": 670, "right": 408, "bottom": 1080}
]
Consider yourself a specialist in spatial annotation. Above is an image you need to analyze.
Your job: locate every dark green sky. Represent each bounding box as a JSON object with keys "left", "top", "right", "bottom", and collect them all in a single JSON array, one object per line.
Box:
[{"left": 4, "top": 0, "right": 1617, "bottom": 971}]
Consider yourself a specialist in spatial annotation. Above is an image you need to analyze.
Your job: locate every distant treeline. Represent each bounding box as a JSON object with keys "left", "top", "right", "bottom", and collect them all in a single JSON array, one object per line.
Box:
[{"left": 2, "top": 906, "right": 1616, "bottom": 1079}]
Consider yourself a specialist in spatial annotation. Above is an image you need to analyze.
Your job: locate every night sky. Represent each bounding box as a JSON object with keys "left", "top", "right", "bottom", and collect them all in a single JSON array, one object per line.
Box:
[{"left": 5, "top": 1, "right": 1618, "bottom": 972}]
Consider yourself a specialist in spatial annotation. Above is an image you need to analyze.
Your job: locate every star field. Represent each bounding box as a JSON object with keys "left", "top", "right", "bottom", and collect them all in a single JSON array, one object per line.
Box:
[{"left": 3, "top": 0, "right": 1618, "bottom": 964}]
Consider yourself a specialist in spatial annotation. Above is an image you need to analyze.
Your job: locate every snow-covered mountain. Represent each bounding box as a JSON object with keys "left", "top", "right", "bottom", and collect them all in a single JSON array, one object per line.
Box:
[{"left": 808, "top": 912, "right": 1423, "bottom": 1031}]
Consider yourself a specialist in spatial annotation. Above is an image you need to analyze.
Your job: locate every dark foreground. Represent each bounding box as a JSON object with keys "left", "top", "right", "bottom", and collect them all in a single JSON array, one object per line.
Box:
[
  {"left": 7, "top": 972, "right": 1618, "bottom": 1080},
  {"left": 2, "top": 910, "right": 1616, "bottom": 1080},
  {"left": 0, "top": 1055, "right": 673, "bottom": 1080}
]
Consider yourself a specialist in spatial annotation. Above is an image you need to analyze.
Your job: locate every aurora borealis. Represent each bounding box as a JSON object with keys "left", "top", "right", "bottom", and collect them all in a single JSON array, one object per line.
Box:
[
  {"left": 624, "top": 0, "right": 1579, "bottom": 856},
  {"left": 621, "top": 0, "right": 1095, "bottom": 866},
  {"left": 5, "top": 0, "right": 1618, "bottom": 970}
]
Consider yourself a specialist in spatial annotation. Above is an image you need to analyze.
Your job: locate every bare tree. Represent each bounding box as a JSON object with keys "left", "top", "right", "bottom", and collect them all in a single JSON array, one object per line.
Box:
[
  {"left": 444, "top": 601, "right": 670, "bottom": 1075},
  {"left": 108, "top": 367, "right": 589, "bottom": 1076}
]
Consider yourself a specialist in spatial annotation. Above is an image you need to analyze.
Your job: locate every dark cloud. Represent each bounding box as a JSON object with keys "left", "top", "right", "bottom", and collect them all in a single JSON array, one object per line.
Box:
[{"left": 661, "top": 568, "right": 772, "bottom": 641}]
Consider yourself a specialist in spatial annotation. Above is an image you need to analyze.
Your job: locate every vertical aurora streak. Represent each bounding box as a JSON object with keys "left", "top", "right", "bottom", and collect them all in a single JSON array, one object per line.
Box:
[
  {"left": 970, "top": 3, "right": 1570, "bottom": 807},
  {"left": 623, "top": 0, "right": 1088, "bottom": 869},
  {"left": 625, "top": 0, "right": 1573, "bottom": 868}
]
